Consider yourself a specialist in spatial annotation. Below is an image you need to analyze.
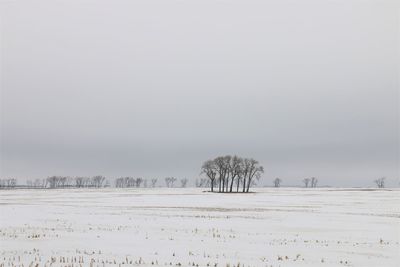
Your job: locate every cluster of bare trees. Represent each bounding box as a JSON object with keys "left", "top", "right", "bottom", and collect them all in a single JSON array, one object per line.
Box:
[
  {"left": 26, "top": 179, "right": 47, "bottom": 188},
  {"left": 374, "top": 177, "right": 385, "bottom": 188},
  {"left": 115, "top": 177, "right": 144, "bottom": 188},
  {"left": 75, "top": 176, "right": 107, "bottom": 188},
  {"left": 164, "top": 177, "right": 177, "bottom": 187},
  {"left": 24, "top": 176, "right": 191, "bottom": 189},
  {"left": 45, "top": 175, "right": 107, "bottom": 188},
  {"left": 201, "top": 155, "right": 264, "bottom": 193},
  {"left": 114, "top": 177, "right": 188, "bottom": 188},
  {"left": 45, "top": 176, "right": 71, "bottom": 188},
  {"left": 302, "top": 177, "right": 318, "bottom": 188},
  {"left": 0, "top": 178, "right": 17, "bottom": 188}
]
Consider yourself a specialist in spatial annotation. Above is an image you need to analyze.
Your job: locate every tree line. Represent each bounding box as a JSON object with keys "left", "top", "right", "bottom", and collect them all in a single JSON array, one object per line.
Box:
[
  {"left": 272, "top": 177, "right": 318, "bottom": 188},
  {"left": 200, "top": 155, "right": 264, "bottom": 193},
  {"left": 0, "top": 178, "right": 17, "bottom": 188},
  {"left": 0, "top": 176, "right": 391, "bottom": 189},
  {"left": 0, "top": 176, "right": 190, "bottom": 189}
]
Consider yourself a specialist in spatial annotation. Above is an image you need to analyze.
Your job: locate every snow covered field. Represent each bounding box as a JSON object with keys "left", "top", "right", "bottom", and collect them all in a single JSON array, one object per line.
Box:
[{"left": 0, "top": 188, "right": 399, "bottom": 267}]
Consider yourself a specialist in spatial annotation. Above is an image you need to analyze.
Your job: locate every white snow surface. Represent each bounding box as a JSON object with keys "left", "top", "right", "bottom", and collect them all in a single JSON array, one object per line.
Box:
[{"left": 0, "top": 188, "right": 399, "bottom": 267}]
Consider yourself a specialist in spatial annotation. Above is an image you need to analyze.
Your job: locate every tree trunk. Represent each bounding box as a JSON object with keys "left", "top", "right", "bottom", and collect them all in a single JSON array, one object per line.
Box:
[
  {"left": 229, "top": 176, "right": 235, "bottom": 192},
  {"left": 211, "top": 179, "right": 214, "bottom": 192}
]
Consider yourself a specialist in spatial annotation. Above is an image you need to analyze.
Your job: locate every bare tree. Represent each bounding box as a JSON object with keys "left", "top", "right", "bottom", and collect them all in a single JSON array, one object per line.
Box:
[
  {"left": 245, "top": 158, "right": 264, "bottom": 192},
  {"left": 303, "top": 178, "right": 310, "bottom": 188},
  {"left": 310, "top": 177, "right": 318, "bottom": 188},
  {"left": 213, "top": 156, "right": 230, "bottom": 192},
  {"left": 135, "top": 177, "right": 144, "bottom": 187},
  {"left": 273, "top": 177, "right": 282, "bottom": 187},
  {"left": 201, "top": 160, "right": 217, "bottom": 192},
  {"left": 228, "top": 155, "right": 242, "bottom": 192},
  {"left": 165, "top": 177, "right": 177, "bottom": 188},
  {"left": 44, "top": 176, "right": 73, "bottom": 188},
  {"left": 180, "top": 178, "right": 188, "bottom": 188},
  {"left": 236, "top": 159, "right": 248, "bottom": 193},
  {"left": 76, "top": 177, "right": 88, "bottom": 188},
  {"left": 170, "top": 177, "right": 177, "bottom": 187},
  {"left": 47, "top": 176, "right": 61, "bottom": 188},
  {"left": 374, "top": 177, "right": 385, "bottom": 188},
  {"left": 151, "top": 178, "right": 158, "bottom": 187},
  {"left": 92, "top": 175, "right": 106, "bottom": 188},
  {"left": 115, "top": 177, "right": 126, "bottom": 188}
]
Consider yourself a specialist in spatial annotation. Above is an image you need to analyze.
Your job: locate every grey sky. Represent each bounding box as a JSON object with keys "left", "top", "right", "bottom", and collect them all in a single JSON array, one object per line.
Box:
[{"left": 0, "top": 0, "right": 399, "bottom": 186}]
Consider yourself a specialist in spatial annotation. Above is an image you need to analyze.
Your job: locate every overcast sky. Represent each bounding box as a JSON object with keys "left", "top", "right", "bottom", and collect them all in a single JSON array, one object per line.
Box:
[{"left": 0, "top": 0, "right": 399, "bottom": 187}]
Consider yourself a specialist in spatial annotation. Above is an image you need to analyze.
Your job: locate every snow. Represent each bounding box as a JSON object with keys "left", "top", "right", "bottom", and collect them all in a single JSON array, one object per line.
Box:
[{"left": 0, "top": 188, "right": 399, "bottom": 267}]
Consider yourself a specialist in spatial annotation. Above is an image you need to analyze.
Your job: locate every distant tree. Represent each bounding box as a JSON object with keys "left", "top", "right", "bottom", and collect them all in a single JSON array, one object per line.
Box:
[
  {"left": 171, "top": 177, "right": 177, "bottom": 187},
  {"left": 45, "top": 176, "right": 73, "bottom": 188},
  {"left": 303, "top": 178, "right": 310, "bottom": 188},
  {"left": 310, "top": 177, "right": 318, "bottom": 188},
  {"left": 135, "top": 177, "right": 143, "bottom": 187},
  {"left": 165, "top": 177, "right": 177, "bottom": 188},
  {"left": 201, "top": 160, "right": 217, "bottom": 192},
  {"left": 75, "top": 177, "right": 87, "bottom": 188},
  {"left": 273, "top": 177, "right": 282, "bottom": 187},
  {"left": 84, "top": 177, "right": 92, "bottom": 187},
  {"left": 47, "top": 176, "right": 60, "bottom": 188},
  {"left": 92, "top": 175, "right": 106, "bottom": 188},
  {"left": 151, "top": 178, "right": 158, "bottom": 187},
  {"left": 115, "top": 177, "right": 126, "bottom": 188},
  {"left": 374, "top": 177, "right": 385, "bottom": 188},
  {"left": 180, "top": 178, "right": 188, "bottom": 188}
]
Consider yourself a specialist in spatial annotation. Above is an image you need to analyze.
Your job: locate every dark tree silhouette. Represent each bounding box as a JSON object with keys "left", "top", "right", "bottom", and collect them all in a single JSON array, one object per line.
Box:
[
  {"left": 273, "top": 177, "right": 282, "bottom": 187},
  {"left": 201, "top": 155, "right": 264, "bottom": 193},
  {"left": 201, "top": 160, "right": 217, "bottom": 192},
  {"left": 303, "top": 178, "right": 310, "bottom": 188},
  {"left": 310, "top": 177, "right": 318, "bottom": 188},
  {"left": 374, "top": 177, "right": 385, "bottom": 188}
]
